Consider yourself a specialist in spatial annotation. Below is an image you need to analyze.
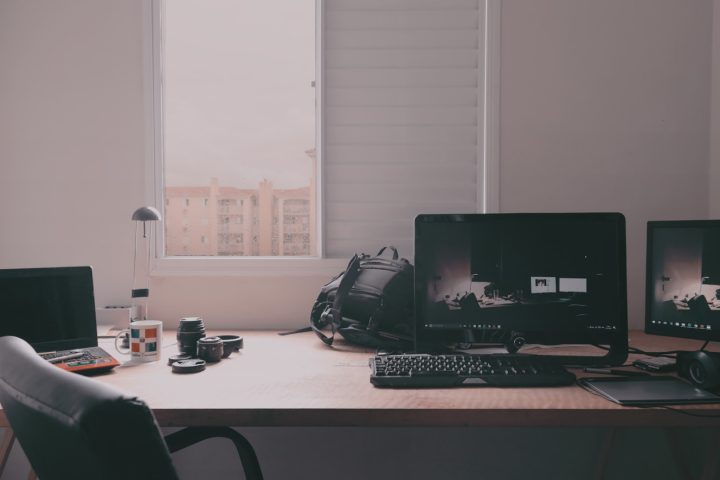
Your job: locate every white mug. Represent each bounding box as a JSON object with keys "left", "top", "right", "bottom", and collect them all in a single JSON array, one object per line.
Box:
[{"left": 115, "top": 320, "right": 163, "bottom": 362}]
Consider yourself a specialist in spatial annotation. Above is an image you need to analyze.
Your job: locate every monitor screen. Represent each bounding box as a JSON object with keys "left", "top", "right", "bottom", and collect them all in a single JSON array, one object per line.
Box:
[
  {"left": 646, "top": 221, "right": 720, "bottom": 342},
  {"left": 0, "top": 266, "right": 99, "bottom": 351},
  {"left": 414, "top": 213, "right": 627, "bottom": 360}
]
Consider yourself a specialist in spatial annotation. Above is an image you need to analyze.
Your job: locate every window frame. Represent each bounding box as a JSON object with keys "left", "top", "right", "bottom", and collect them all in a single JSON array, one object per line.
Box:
[{"left": 143, "top": 0, "right": 500, "bottom": 277}]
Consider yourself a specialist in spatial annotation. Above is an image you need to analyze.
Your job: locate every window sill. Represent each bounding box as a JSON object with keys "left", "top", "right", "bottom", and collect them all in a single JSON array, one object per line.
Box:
[{"left": 151, "top": 256, "right": 348, "bottom": 277}]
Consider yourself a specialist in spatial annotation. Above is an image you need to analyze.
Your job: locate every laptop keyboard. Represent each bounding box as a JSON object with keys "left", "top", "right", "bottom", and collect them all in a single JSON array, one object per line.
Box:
[
  {"left": 39, "top": 346, "right": 118, "bottom": 370},
  {"left": 370, "top": 353, "right": 576, "bottom": 387}
]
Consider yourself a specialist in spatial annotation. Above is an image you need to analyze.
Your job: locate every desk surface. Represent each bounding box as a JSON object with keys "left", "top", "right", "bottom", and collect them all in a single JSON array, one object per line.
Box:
[{"left": 2, "top": 331, "right": 719, "bottom": 428}]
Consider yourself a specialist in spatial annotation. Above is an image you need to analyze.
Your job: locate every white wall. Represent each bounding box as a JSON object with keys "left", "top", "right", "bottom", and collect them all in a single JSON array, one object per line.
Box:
[
  {"left": 0, "top": 0, "right": 146, "bottom": 306},
  {"left": 500, "top": 0, "right": 714, "bottom": 327},
  {"left": 711, "top": 0, "right": 720, "bottom": 217},
  {"left": 0, "top": 0, "right": 716, "bottom": 331}
]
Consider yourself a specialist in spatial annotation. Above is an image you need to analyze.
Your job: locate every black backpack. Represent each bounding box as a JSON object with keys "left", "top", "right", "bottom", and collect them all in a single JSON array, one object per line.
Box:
[{"left": 290, "top": 247, "right": 414, "bottom": 349}]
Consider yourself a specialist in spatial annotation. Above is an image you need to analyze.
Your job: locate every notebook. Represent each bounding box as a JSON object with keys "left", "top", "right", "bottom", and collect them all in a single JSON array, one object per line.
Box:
[{"left": 0, "top": 266, "right": 120, "bottom": 373}]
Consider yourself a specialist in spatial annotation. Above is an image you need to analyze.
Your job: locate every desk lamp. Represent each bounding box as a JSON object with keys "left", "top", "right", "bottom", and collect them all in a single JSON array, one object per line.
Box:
[{"left": 131, "top": 206, "right": 162, "bottom": 320}]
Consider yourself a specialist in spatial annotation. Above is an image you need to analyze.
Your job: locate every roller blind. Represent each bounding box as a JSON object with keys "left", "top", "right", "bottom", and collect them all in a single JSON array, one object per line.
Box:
[{"left": 324, "top": 0, "right": 485, "bottom": 258}]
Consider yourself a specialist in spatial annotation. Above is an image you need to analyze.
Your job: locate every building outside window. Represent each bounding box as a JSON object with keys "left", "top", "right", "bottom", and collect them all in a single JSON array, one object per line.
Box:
[{"left": 162, "top": 0, "right": 317, "bottom": 257}]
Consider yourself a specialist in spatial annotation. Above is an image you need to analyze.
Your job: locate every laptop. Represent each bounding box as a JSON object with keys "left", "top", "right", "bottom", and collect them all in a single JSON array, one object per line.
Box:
[{"left": 0, "top": 266, "right": 120, "bottom": 373}]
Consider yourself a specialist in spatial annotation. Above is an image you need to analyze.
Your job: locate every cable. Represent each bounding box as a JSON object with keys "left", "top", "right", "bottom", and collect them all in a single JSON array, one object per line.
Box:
[
  {"left": 653, "top": 405, "right": 720, "bottom": 419},
  {"left": 628, "top": 349, "right": 680, "bottom": 358},
  {"left": 592, "top": 340, "right": 713, "bottom": 358},
  {"left": 592, "top": 344, "right": 675, "bottom": 356},
  {"left": 636, "top": 340, "right": 714, "bottom": 357}
]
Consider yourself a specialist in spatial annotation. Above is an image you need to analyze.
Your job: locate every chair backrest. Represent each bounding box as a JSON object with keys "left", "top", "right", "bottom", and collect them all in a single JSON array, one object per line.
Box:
[{"left": 0, "top": 336, "right": 179, "bottom": 480}]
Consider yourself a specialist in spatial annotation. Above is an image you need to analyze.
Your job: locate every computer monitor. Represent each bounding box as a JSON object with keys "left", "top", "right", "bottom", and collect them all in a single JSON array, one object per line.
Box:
[
  {"left": 645, "top": 220, "right": 720, "bottom": 342},
  {"left": 0, "top": 266, "right": 100, "bottom": 351},
  {"left": 414, "top": 213, "right": 628, "bottom": 365}
]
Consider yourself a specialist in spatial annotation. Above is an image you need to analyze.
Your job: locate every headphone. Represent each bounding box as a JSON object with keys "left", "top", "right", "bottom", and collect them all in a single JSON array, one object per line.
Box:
[{"left": 677, "top": 351, "right": 720, "bottom": 390}]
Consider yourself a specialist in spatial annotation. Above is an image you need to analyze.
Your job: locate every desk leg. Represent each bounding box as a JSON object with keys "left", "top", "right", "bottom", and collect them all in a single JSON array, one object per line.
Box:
[
  {"left": 0, "top": 428, "right": 16, "bottom": 478},
  {"left": 700, "top": 428, "right": 720, "bottom": 480},
  {"left": 663, "top": 428, "right": 693, "bottom": 480},
  {"left": 594, "top": 428, "right": 617, "bottom": 480}
]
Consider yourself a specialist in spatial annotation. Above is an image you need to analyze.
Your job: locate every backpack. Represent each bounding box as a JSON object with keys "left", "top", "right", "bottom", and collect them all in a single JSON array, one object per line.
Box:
[{"left": 305, "top": 246, "right": 414, "bottom": 349}]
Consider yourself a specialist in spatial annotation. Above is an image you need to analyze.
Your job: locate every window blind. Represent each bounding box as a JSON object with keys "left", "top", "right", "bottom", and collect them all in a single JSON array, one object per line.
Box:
[{"left": 324, "top": 0, "right": 485, "bottom": 258}]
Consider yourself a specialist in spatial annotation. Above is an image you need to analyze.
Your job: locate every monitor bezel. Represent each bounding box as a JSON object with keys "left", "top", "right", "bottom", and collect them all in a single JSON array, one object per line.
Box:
[
  {"left": 414, "top": 212, "right": 628, "bottom": 366},
  {"left": 0, "top": 266, "right": 99, "bottom": 352},
  {"left": 645, "top": 220, "right": 720, "bottom": 342}
]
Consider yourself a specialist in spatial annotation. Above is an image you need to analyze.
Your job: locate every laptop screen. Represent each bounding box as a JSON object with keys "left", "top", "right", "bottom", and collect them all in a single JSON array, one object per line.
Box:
[
  {"left": 0, "top": 266, "right": 99, "bottom": 352},
  {"left": 414, "top": 213, "right": 627, "bottom": 357}
]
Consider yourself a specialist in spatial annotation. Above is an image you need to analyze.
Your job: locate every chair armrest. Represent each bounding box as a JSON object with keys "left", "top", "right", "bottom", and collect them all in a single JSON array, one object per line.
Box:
[{"left": 164, "top": 427, "right": 263, "bottom": 480}]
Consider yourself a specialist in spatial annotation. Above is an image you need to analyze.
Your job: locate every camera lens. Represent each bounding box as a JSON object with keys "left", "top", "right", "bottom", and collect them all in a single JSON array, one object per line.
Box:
[
  {"left": 197, "top": 336, "right": 223, "bottom": 363},
  {"left": 177, "top": 317, "right": 206, "bottom": 356}
]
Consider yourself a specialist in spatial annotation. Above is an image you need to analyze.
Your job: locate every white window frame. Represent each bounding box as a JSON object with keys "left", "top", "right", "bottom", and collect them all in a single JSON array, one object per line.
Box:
[{"left": 143, "top": 0, "right": 501, "bottom": 277}]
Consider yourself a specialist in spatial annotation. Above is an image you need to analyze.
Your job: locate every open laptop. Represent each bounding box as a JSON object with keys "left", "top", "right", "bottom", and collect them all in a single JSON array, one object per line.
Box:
[{"left": 0, "top": 266, "right": 120, "bottom": 373}]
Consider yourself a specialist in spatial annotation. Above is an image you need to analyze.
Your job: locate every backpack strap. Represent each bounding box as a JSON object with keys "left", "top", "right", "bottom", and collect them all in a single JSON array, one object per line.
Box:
[
  {"left": 376, "top": 246, "right": 399, "bottom": 260},
  {"left": 310, "top": 254, "right": 363, "bottom": 346},
  {"left": 277, "top": 326, "right": 312, "bottom": 336}
]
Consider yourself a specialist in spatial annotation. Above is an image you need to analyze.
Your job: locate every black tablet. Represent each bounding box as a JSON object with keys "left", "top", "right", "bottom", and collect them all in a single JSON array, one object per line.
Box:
[{"left": 579, "top": 376, "right": 720, "bottom": 406}]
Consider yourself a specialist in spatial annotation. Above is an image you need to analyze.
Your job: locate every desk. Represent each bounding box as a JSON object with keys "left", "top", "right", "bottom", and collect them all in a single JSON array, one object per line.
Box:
[
  {"left": 3, "top": 331, "right": 720, "bottom": 479},
  {"left": 2, "top": 330, "right": 717, "bottom": 429}
]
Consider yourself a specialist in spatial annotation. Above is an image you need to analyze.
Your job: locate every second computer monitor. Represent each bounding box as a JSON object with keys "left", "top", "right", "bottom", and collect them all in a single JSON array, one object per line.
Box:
[{"left": 646, "top": 220, "right": 720, "bottom": 342}]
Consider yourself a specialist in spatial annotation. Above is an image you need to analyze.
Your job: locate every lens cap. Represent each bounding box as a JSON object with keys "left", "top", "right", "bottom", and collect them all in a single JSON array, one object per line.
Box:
[
  {"left": 171, "top": 358, "right": 206, "bottom": 374},
  {"left": 167, "top": 354, "right": 192, "bottom": 366}
]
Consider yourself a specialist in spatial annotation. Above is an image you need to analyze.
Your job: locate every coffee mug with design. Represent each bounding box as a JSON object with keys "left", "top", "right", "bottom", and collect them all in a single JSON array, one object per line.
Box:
[{"left": 115, "top": 320, "right": 163, "bottom": 362}]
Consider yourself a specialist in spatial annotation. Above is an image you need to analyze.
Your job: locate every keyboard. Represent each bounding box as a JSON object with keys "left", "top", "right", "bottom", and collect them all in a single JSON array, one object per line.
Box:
[
  {"left": 370, "top": 353, "right": 576, "bottom": 387},
  {"left": 39, "top": 346, "right": 119, "bottom": 373}
]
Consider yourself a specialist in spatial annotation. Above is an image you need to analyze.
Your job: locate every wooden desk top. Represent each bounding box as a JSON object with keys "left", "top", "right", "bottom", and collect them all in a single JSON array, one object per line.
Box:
[{"left": 2, "top": 331, "right": 720, "bottom": 428}]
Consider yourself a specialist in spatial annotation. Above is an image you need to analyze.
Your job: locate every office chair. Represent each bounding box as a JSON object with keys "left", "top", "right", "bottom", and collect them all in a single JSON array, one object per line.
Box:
[{"left": 0, "top": 336, "right": 263, "bottom": 480}]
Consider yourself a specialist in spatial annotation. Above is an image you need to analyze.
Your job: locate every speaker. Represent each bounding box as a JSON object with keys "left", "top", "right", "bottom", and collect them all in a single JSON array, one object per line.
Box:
[{"left": 677, "top": 351, "right": 720, "bottom": 390}]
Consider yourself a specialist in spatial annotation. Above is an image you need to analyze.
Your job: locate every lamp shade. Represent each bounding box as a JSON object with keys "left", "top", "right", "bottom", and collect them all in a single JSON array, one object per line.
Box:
[{"left": 131, "top": 206, "right": 162, "bottom": 222}]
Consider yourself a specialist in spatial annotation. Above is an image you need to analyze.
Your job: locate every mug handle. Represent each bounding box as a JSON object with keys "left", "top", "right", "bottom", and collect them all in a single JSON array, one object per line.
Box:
[{"left": 115, "top": 330, "right": 130, "bottom": 354}]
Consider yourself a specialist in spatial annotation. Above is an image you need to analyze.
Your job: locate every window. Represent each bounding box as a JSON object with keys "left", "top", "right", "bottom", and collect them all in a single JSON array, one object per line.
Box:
[
  {"left": 151, "top": 0, "right": 499, "bottom": 267},
  {"left": 321, "top": 0, "right": 495, "bottom": 257},
  {"left": 160, "top": 0, "right": 317, "bottom": 257}
]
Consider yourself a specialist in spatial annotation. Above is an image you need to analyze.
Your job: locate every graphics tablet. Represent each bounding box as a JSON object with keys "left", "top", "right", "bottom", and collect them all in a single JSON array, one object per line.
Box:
[{"left": 579, "top": 376, "right": 720, "bottom": 406}]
